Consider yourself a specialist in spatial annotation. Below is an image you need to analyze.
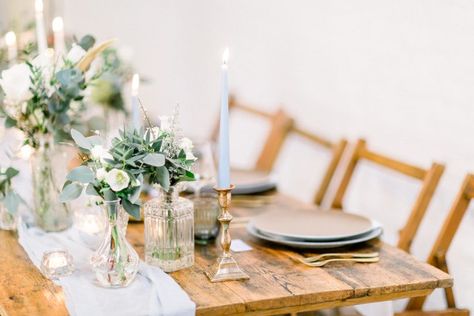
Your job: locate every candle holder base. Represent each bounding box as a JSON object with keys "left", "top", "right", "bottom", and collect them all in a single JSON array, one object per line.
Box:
[{"left": 206, "top": 255, "right": 249, "bottom": 282}]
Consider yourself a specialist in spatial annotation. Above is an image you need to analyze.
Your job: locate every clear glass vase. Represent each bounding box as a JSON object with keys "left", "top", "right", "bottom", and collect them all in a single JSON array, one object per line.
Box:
[
  {"left": 31, "top": 135, "right": 72, "bottom": 232},
  {"left": 0, "top": 203, "right": 18, "bottom": 230},
  {"left": 144, "top": 185, "right": 194, "bottom": 272},
  {"left": 91, "top": 200, "right": 138, "bottom": 288}
]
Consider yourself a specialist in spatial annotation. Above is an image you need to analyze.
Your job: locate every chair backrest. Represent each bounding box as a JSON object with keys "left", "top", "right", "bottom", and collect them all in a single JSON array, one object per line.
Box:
[
  {"left": 289, "top": 126, "right": 348, "bottom": 205},
  {"left": 330, "top": 139, "right": 445, "bottom": 252},
  {"left": 211, "top": 95, "right": 294, "bottom": 173},
  {"left": 404, "top": 174, "right": 474, "bottom": 312}
]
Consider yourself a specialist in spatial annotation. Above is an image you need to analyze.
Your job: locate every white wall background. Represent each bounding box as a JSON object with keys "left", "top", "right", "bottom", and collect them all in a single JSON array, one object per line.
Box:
[{"left": 2, "top": 0, "right": 474, "bottom": 311}]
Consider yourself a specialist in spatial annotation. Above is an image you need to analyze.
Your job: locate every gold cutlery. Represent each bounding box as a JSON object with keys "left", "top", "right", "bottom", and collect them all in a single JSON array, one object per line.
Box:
[
  {"left": 298, "top": 252, "right": 379, "bottom": 263},
  {"left": 299, "top": 257, "right": 380, "bottom": 267}
]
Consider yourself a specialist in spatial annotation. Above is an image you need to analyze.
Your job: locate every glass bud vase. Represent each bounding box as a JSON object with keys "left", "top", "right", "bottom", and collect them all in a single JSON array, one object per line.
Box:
[
  {"left": 91, "top": 200, "right": 139, "bottom": 288},
  {"left": 31, "top": 135, "right": 72, "bottom": 232},
  {"left": 0, "top": 203, "right": 18, "bottom": 230},
  {"left": 144, "top": 185, "right": 194, "bottom": 272}
]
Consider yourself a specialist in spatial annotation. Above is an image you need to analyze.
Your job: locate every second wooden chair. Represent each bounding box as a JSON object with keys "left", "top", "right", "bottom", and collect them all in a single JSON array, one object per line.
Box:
[{"left": 330, "top": 139, "right": 445, "bottom": 252}]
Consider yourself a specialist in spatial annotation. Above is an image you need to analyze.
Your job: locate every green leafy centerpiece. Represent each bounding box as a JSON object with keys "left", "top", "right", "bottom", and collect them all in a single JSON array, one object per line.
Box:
[
  {"left": 141, "top": 113, "right": 198, "bottom": 272},
  {"left": 0, "top": 36, "right": 113, "bottom": 232},
  {"left": 0, "top": 167, "right": 23, "bottom": 230}
]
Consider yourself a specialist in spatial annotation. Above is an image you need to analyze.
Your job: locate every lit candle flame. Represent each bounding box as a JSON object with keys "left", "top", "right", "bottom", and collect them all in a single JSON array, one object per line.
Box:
[
  {"left": 5, "top": 31, "right": 16, "bottom": 47},
  {"left": 35, "top": 0, "right": 43, "bottom": 13},
  {"left": 222, "top": 47, "right": 229, "bottom": 65},
  {"left": 52, "top": 16, "right": 64, "bottom": 32},
  {"left": 131, "top": 73, "right": 140, "bottom": 96}
]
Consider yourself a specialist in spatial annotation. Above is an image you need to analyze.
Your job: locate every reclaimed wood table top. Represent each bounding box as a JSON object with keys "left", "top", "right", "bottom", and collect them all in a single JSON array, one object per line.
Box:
[{"left": 0, "top": 193, "right": 452, "bottom": 316}]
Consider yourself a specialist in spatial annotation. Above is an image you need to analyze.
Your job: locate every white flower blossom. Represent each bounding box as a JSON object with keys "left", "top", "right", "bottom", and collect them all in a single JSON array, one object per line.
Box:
[
  {"left": 0, "top": 63, "right": 32, "bottom": 106},
  {"left": 29, "top": 108, "right": 45, "bottom": 127},
  {"left": 66, "top": 44, "right": 87, "bottom": 64},
  {"left": 179, "top": 137, "right": 196, "bottom": 160},
  {"left": 90, "top": 145, "right": 113, "bottom": 163},
  {"left": 105, "top": 169, "right": 130, "bottom": 192},
  {"left": 96, "top": 168, "right": 107, "bottom": 181}
]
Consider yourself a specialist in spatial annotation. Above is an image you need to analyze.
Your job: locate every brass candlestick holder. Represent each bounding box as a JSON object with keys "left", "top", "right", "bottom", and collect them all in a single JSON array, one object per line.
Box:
[{"left": 206, "top": 185, "right": 249, "bottom": 282}]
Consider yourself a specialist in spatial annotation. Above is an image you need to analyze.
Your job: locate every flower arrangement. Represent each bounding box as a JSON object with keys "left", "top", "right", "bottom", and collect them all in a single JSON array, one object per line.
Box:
[
  {"left": 60, "top": 113, "right": 197, "bottom": 216},
  {"left": 0, "top": 35, "right": 113, "bottom": 147},
  {"left": 0, "top": 166, "right": 22, "bottom": 214},
  {"left": 90, "top": 46, "right": 135, "bottom": 114}
]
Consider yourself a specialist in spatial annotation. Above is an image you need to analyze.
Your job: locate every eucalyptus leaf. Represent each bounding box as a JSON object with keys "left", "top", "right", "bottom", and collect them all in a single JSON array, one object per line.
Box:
[
  {"left": 66, "top": 166, "right": 95, "bottom": 183},
  {"left": 85, "top": 183, "right": 100, "bottom": 196},
  {"left": 78, "top": 35, "right": 96, "bottom": 50},
  {"left": 122, "top": 198, "right": 141, "bottom": 219},
  {"left": 60, "top": 183, "right": 83, "bottom": 202},
  {"left": 103, "top": 188, "right": 117, "bottom": 201},
  {"left": 71, "top": 128, "right": 92, "bottom": 150},
  {"left": 87, "top": 135, "right": 103, "bottom": 147},
  {"left": 143, "top": 153, "right": 165, "bottom": 167}
]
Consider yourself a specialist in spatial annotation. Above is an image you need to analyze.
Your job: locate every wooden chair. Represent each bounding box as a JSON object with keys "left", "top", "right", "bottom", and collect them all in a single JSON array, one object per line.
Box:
[
  {"left": 212, "top": 95, "right": 294, "bottom": 173},
  {"left": 289, "top": 126, "right": 348, "bottom": 205},
  {"left": 330, "top": 139, "right": 445, "bottom": 252},
  {"left": 395, "top": 174, "right": 474, "bottom": 316}
]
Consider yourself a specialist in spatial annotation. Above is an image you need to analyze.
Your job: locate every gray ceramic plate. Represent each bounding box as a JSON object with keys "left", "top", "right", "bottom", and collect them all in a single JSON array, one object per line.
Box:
[
  {"left": 250, "top": 209, "right": 377, "bottom": 241},
  {"left": 247, "top": 224, "right": 383, "bottom": 249}
]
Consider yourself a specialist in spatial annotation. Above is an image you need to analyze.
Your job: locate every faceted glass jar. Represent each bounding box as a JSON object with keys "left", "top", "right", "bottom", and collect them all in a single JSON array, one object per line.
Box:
[
  {"left": 31, "top": 135, "right": 72, "bottom": 232},
  {"left": 0, "top": 203, "right": 18, "bottom": 230},
  {"left": 144, "top": 185, "right": 194, "bottom": 272},
  {"left": 90, "top": 200, "right": 139, "bottom": 288}
]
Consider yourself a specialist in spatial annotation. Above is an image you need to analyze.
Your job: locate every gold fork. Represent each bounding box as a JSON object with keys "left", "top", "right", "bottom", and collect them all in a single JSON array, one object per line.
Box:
[
  {"left": 300, "top": 257, "right": 380, "bottom": 267},
  {"left": 296, "top": 252, "right": 379, "bottom": 263}
]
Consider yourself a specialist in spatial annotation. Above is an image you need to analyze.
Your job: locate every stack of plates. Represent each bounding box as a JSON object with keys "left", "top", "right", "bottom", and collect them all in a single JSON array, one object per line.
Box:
[
  {"left": 247, "top": 208, "right": 383, "bottom": 249},
  {"left": 187, "top": 169, "right": 277, "bottom": 195}
]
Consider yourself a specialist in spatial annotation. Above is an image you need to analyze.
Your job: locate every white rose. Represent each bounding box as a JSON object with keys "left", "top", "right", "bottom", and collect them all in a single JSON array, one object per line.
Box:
[
  {"left": 96, "top": 168, "right": 107, "bottom": 181},
  {"left": 158, "top": 116, "right": 172, "bottom": 132},
  {"left": 0, "top": 63, "right": 33, "bottom": 105},
  {"left": 67, "top": 44, "right": 87, "bottom": 64},
  {"left": 179, "top": 137, "right": 193, "bottom": 151},
  {"left": 179, "top": 137, "right": 196, "bottom": 160},
  {"left": 105, "top": 169, "right": 130, "bottom": 192},
  {"left": 90, "top": 145, "right": 113, "bottom": 163}
]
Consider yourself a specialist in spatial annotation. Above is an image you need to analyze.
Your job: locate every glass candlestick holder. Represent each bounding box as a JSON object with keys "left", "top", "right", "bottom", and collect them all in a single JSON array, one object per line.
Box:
[{"left": 205, "top": 185, "right": 249, "bottom": 282}]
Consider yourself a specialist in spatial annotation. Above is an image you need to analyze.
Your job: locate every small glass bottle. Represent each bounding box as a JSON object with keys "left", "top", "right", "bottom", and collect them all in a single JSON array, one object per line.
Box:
[
  {"left": 90, "top": 200, "right": 139, "bottom": 287},
  {"left": 144, "top": 185, "right": 194, "bottom": 272},
  {"left": 31, "top": 135, "right": 72, "bottom": 232}
]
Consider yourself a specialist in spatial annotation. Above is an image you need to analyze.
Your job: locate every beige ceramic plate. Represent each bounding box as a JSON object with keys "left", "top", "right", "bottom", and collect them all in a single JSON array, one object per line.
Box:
[{"left": 250, "top": 208, "right": 376, "bottom": 241}]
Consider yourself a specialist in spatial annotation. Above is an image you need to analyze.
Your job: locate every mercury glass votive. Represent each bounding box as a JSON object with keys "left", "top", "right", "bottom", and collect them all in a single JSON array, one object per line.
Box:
[
  {"left": 40, "top": 250, "right": 74, "bottom": 280},
  {"left": 190, "top": 193, "right": 219, "bottom": 244}
]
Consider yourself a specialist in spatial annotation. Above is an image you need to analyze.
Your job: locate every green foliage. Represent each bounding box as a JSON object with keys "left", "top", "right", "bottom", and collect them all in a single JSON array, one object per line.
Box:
[{"left": 0, "top": 167, "right": 23, "bottom": 214}]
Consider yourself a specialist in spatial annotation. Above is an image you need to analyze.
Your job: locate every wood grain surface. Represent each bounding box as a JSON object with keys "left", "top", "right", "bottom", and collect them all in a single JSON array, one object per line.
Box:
[{"left": 0, "top": 194, "right": 452, "bottom": 316}]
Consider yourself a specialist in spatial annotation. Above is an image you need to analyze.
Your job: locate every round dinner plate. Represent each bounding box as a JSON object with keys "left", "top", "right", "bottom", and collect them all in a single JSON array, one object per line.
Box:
[
  {"left": 247, "top": 224, "right": 383, "bottom": 249},
  {"left": 187, "top": 169, "right": 277, "bottom": 195},
  {"left": 250, "top": 208, "right": 376, "bottom": 241}
]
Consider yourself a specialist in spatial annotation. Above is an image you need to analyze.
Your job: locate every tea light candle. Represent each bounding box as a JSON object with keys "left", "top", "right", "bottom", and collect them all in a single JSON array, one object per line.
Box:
[
  {"left": 4, "top": 31, "right": 17, "bottom": 64},
  {"left": 40, "top": 250, "right": 74, "bottom": 279},
  {"left": 78, "top": 214, "right": 104, "bottom": 235}
]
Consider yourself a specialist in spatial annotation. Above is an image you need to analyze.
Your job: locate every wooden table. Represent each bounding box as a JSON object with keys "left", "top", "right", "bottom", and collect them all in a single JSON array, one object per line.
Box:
[{"left": 0, "top": 194, "right": 452, "bottom": 316}]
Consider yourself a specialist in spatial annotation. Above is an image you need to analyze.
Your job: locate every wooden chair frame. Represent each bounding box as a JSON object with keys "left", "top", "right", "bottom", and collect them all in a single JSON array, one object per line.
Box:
[
  {"left": 395, "top": 174, "right": 474, "bottom": 316},
  {"left": 290, "top": 126, "right": 348, "bottom": 205},
  {"left": 211, "top": 95, "right": 294, "bottom": 173},
  {"left": 330, "top": 139, "right": 445, "bottom": 252}
]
